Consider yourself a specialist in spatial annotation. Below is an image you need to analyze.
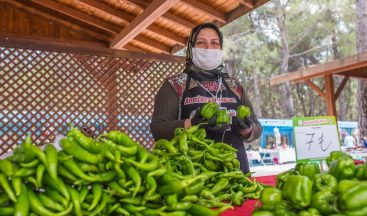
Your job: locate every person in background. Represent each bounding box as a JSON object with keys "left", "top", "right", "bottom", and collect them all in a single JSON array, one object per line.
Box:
[
  {"left": 344, "top": 132, "right": 356, "bottom": 149},
  {"left": 363, "top": 134, "right": 367, "bottom": 148},
  {"left": 150, "top": 22, "right": 262, "bottom": 174}
]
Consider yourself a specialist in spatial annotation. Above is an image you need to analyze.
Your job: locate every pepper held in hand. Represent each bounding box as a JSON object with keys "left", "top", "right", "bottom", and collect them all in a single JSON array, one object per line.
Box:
[
  {"left": 200, "top": 102, "right": 219, "bottom": 120},
  {"left": 216, "top": 109, "right": 230, "bottom": 125},
  {"left": 236, "top": 105, "right": 251, "bottom": 119}
]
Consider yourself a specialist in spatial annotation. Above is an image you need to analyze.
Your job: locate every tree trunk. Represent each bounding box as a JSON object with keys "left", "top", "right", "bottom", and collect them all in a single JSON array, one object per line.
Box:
[
  {"left": 275, "top": 0, "right": 295, "bottom": 118},
  {"left": 356, "top": 0, "right": 367, "bottom": 139},
  {"left": 253, "top": 66, "right": 262, "bottom": 117},
  {"left": 224, "top": 57, "right": 236, "bottom": 77},
  {"left": 330, "top": 31, "right": 348, "bottom": 120}
]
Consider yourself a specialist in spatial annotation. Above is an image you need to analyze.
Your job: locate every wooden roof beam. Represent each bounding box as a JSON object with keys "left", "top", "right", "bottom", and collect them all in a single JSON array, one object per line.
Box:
[
  {"left": 304, "top": 79, "right": 326, "bottom": 100},
  {"left": 2, "top": 0, "right": 111, "bottom": 42},
  {"left": 78, "top": 0, "right": 186, "bottom": 46},
  {"left": 124, "top": 0, "right": 196, "bottom": 30},
  {"left": 335, "top": 76, "right": 349, "bottom": 99},
  {"left": 180, "top": 0, "right": 227, "bottom": 23},
  {"left": 134, "top": 36, "right": 171, "bottom": 54},
  {"left": 110, "top": 0, "right": 180, "bottom": 49},
  {"left": 227, "top": 0, "right": 269, "bottom": 22},
  {"left": 238, "top": 0, "right": 254, "bottom": 9},
  {"left": 28, "top": 0, "right": 120, "bottom": 34}
]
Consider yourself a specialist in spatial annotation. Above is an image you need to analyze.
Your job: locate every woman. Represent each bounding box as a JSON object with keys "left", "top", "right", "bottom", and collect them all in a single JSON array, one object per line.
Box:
[{"left": 150, "top": 23, "right": 262, "bottom": 174}]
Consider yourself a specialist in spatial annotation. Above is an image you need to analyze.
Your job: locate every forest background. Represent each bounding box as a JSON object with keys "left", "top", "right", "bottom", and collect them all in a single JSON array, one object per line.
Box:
[{"left": 221, "top": 0, "right": 367, "bottom": 139}]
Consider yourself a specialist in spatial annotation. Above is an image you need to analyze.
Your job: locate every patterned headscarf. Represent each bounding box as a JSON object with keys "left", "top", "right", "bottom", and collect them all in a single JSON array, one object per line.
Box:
[{"left": 186, "top": 22, "right": 223, "bottom": 66}]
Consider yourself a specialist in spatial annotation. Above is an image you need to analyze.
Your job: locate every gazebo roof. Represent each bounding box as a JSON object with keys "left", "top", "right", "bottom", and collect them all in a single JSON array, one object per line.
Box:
[
  {"left": 270, "top": 51, "right": 367, "bottom": 86},
  {"left": 0, "top": 0, "right": 269, "bottom": 54},
  {"left": 270, "top": 51, "right": 367, "bottom": 117}
]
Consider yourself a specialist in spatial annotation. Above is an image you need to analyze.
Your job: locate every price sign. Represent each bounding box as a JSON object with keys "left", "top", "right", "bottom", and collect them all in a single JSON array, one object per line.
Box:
[{"left": 293, "top": 116, "right": 341, "bottom": 162}]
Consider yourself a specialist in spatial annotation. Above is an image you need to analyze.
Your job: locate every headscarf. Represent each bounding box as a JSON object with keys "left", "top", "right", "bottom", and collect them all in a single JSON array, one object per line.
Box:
[{"left": 185, "top": 23, "right": 227, "bottom": 81}]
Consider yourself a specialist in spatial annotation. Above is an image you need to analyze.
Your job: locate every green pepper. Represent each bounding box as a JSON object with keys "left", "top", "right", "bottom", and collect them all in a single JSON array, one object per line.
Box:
[
  {"left": 178, "top": 133, "right": 188, "bottom": 155},
  {"left": 88, "top": 183, "right": 102, "bottom": 211},
  {"left": 20, "top": 158, "right": 40, "bottom": 168},
  {"left": 337, "top": 179, "right": 359, "bottom": 194},
  {"left": 0, "top": 207, "right": 14, "bottom": 215},
  {"left": 10, "top": 135, "right": 36, "bottom": 163},
  {"left": 11, "top": 177, "right": 22, "bottom": 197},
  {"left": 122, "top": 164, "right": 141, "bottom": 198},
  {"left": 276, "top": 169, "right": 295, "bottom": 189},
  {"left": 260, "top": 187, "right": 282, "bottom": 211},
  {"left": 153, "top": 139, "right": 178, "bottom": 154},
  {"left": 120, "top": 196, "right": 143, "bottom": 206},
  {"left": 69, "top": 126, "right": 102, "bottom": 154},
  {"left": 36, "top": 164, "right": 46, "bottom": 188},
  {"left": 326, "top": 151, "right": 352, "bottom": 167},
  {"left": 187, "top": 204, "right": 232, "bottom": 216},
  {"left": 108, "top": 181, "right": 130, "bottom": 197},
  {"left": 313, "top": 173, "right": 338, "bottom": 192},
  {"left": 311, "top": 189, "right": 338, "bottom": 215},
  {"left": 209, "top": 178, "right": 229, "bottom": 195},
  {"left": 159, "top": 175, "right": 205, "bottom": 195},
  {"left": 13, "top": 167, "right": 36, "bottom": 177},
  {"left": 274, "top": 201, "right": 297, "bottom": 216},
  {"left": 61, "top": 137, "right": 103, "bottom": 165},
  {"left": 0, "top": 159, "right": 13, "bottom": 177},
  {"left": 147, "top": 166, "right": 167, "bottom": 178},
  {"left": 216, "top": 109, "right": 230, "bottom": 125},
  {"left": 252, "top": 211, "right": 274, "bottom": 216},
  {"left": 58, "top": 164, "right": 79, "bottom": 183},
  {"left": 67, "top": 186, "right": 82, "bottom": 216},
  {"left": 200, "top": 102, "right": 219, "bottom": 119},
  {"left": 231, "top": 191, "right": 244, "bottom": 206},
  {"left": 44, "top": 144, "right": 59, "bottom": 181},
  {"left": 43, "top": 174, "right": 70, "bottom": 203},
  {"left": 237, "top": 105, "right": 251, "bottom": 119},
  {"left": 89, "top": 193, "right": 109, "bottom": 216},
  {"left": 38, "top": 193, "right": 64, "bottom": 212},
  {"left": 295, "top": 162, "right": 320, "bottom": 180},
  {"left": 0, "top": 173, "right": 17, "bottom": 203},
  {"left": 354, "top": 164, "right": 366, "bottom": 180},
  {"left": 104, "top": 130, "right": 137, "bottom": 147},
  {"left": 329, "top": 157, "right": 356, "bottom": 180},
  {"left": 124, "top": 154, "right": 159, "bottom": 171},
  {"left": 27, "top": 187, "right": 73, "bottom": 216},
  {"left": 298, "top": 208, "right": 321, "bottom": 216},
  {"left": 184, "top": 181, "right": 204, "bottom": 195},
  {"left": 167, "top": 202, "right": 193, "bottom": 211},
  {"left": 143, "top": 176, "right": 157, "bottom": 200},
  {"left": 44, "top": 188, "right": 68, "bottom": 208},
  {"left": 339, "top": 182, "right": 367, "bottom": 215},
  {"left": 282, "top": 175, "right": 312, "bottom": 210},
  {"left": 14, "top": 184, "right": 29, "bottom": 216}
]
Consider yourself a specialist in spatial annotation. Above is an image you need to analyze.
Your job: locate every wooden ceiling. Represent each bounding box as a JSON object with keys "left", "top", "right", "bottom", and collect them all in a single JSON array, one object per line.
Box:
[{"left": 0, "top": 0, "right": 270, "bottom": 54}]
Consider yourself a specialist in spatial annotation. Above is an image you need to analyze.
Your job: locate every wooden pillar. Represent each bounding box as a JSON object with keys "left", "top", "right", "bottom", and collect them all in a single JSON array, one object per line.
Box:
[{"left": 324, "top": 74, "right": 337, "bottom": 117}]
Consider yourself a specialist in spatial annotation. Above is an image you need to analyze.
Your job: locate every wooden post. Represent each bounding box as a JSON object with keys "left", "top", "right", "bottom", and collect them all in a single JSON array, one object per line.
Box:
[{"left": 324, "top": 74, "right": 337, "bottom": 117}]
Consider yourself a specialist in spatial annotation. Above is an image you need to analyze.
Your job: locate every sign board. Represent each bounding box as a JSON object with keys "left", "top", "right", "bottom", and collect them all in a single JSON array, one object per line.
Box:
[{"left": 293, "top": 116, "right": 341, "bottom": 162}]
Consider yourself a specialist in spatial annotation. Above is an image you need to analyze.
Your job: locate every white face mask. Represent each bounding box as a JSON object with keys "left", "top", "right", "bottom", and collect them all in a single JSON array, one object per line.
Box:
[{"left": 192, "top": 48, "right": 223, "bottom": 71}]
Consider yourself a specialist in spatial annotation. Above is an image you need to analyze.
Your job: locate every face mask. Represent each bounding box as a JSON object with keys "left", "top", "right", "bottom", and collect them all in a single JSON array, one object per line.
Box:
[{"left": 192, "top": 48, "right": 223, "bottom": 71}]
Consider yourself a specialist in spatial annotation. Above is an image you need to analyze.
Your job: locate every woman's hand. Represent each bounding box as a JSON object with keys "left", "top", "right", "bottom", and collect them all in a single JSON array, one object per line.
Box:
[{"left": 231, "top": 116, "right": 253, "bottom": 139}]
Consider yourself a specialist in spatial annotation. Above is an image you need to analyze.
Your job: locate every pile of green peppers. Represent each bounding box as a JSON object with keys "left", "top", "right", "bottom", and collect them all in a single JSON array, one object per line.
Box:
[
  {"left": 152, "top": 125, "right": 264, "bottom": 209},
  {"left": 253, "top": 150, "right": 367, "bottom": 216},
  {"left": 0, "top": 125, "right": 241, "bottom": 216}
]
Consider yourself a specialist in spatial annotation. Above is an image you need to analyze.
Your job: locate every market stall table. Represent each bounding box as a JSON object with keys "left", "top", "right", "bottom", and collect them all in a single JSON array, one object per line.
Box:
[
  {"left": 259, "top": 148, "right": 296, "bottom": 165},
  {"left": 221, "top": 175, "right": 277, "bottom": 216}
]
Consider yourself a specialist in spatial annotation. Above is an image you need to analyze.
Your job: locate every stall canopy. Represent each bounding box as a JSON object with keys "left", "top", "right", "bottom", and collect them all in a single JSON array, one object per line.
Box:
[
  {"left": 0, "top": 0, "right": 271, "bottom": 154},
  {"left": 270, "top": 51, "right": 367, "bottom": 117},
  {"left": 0, "top": 0, "right": 269, "bottom": 54}
]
